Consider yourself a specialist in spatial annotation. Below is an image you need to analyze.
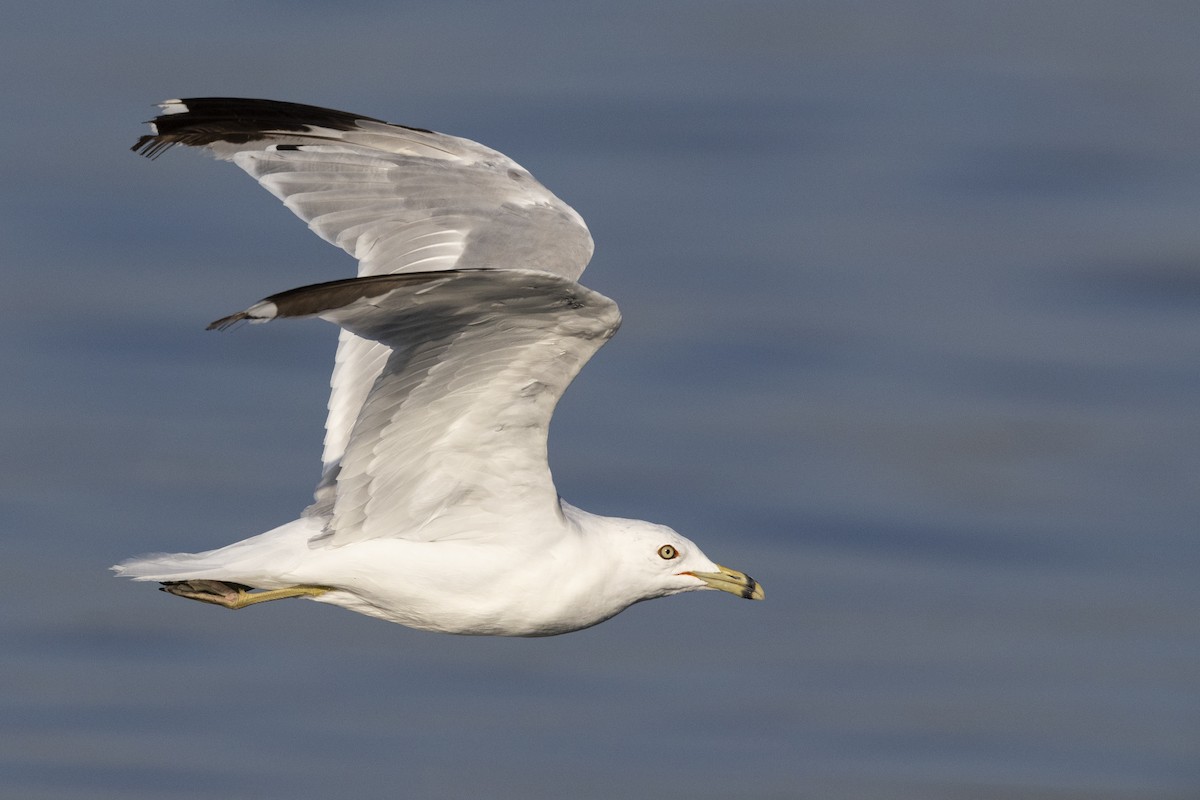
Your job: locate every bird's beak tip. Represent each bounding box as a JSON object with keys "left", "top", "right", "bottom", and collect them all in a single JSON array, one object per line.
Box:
[{"left": 684, "top": 564, "right": 764, "bottom": 600}]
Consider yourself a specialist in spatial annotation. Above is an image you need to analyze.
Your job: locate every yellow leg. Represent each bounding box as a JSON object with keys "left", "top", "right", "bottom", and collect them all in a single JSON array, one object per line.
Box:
[{"left": 160, "top": 579, "right": 332, "bottom": 609}]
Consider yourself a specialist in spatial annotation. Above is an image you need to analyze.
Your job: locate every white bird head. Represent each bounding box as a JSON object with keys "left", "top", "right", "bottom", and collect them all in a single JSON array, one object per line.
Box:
[{"left": 598, "top": 517, "right": 764, "bottom": 604}]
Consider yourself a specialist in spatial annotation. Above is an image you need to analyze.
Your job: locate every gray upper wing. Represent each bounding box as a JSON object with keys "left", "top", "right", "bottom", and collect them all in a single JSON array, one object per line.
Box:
[
  {"left": 210, "top": 269, "right": 621, "bottom": 545},
  {"left": 135, "top": 98, "right": 596, "bottom": 497}
]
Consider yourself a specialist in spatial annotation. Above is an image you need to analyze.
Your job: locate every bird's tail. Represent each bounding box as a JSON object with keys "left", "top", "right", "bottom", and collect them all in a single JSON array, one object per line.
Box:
[
  {"left": 111, "top": 517, "right": 319, "bottom": 586},
  {"left": 112, "top": 549, "right": 236, "bottom": 582}
]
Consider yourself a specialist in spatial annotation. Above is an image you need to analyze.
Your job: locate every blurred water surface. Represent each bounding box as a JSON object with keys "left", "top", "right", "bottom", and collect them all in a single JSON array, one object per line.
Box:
[{"left": 1, "top": 3, "right": 1197, "bottom": 798}]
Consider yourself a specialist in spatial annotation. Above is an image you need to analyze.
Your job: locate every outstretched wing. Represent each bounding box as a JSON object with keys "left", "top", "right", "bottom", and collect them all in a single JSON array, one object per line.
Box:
[
  {"left": 210, "top": 269, "right": 621, "bottom": 544},
  {"left": 133, "top": 97, "right": 595, "bottom": 493}
]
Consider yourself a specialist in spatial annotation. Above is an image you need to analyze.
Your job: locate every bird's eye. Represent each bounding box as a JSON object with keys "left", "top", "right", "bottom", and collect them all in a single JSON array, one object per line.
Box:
[{"left": 657, "top": 544, "right": 678, "bottom": 560}]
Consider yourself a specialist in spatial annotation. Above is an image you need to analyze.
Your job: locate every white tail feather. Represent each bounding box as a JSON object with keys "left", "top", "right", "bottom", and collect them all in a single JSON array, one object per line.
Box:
[{"left": 112, "top": 517, "right": 319, "bottom": 586}]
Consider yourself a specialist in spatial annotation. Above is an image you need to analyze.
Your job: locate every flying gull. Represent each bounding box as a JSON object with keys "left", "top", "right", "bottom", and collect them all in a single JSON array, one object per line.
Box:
[{"left": 114, "top": 98, "right": 762, "bottom": 636}]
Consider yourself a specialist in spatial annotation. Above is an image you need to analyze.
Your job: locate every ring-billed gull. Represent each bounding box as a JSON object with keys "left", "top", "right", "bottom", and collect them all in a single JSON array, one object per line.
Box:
[{"left": 114, "top": 98, "right": 762, "bottom": 636}]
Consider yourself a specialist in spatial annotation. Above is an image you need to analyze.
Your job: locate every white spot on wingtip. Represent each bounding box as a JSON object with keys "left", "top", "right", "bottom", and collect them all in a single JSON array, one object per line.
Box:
[
  {"left": 246, "top": 300, "right": 278, "bottom": 322},
  {"left": 159, "top": 100, "right": 188, "bottom": 115}
]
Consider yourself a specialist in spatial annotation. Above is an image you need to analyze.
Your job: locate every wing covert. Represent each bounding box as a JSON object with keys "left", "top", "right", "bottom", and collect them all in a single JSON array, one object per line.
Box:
[
  {"left": 135, "top": 98, "right": 595, "bottom": 489},
  {"left": 209, "top": 269, "right": 621, "bottom": 545}
]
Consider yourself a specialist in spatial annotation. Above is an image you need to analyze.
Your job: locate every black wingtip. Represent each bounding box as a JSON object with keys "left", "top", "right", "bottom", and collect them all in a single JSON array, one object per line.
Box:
[
  {"left": 131, "top": 97, "right": 433, "bottom": 158},
  {"left": 131, "top": 132, "right": 172, "bottom": 159},
  {"left": 206, "top": 311, "right": 248, "bottom": 331}
]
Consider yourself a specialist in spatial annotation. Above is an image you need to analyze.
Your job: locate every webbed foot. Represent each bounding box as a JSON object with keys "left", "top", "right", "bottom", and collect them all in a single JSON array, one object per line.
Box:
[{"left": 160, "top": 580, "right": 330, "bottom": 609}]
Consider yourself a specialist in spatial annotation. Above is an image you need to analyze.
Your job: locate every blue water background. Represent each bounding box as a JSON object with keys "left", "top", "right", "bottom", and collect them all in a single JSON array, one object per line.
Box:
[{"left": 1, "top": 3, "right": 1197, "bottom": 798}]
